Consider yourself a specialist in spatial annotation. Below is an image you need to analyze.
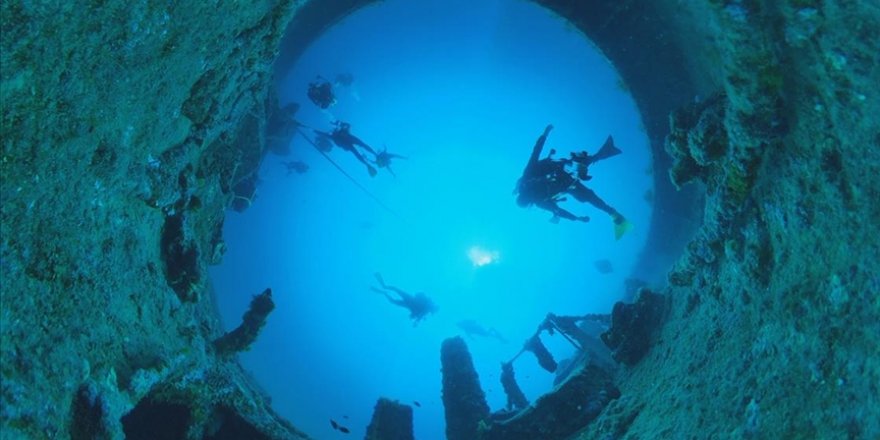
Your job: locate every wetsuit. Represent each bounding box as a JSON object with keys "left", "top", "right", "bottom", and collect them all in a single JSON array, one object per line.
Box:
[
  {"left": 517, "top": 127, "right": 624, "bottom": 222},
  {"left": 314, "top": 125, "right": 377, "bottom": 175},
  {"left": 517, "top": 126, "right": 584, "bottom": 221}
]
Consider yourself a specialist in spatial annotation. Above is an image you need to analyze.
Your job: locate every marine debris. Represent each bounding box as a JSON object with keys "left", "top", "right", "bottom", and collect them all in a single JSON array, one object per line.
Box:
[
  {"left": 524, "top": 334, "right": 558, "bottom": 373},
  {"left": 438, "top": 311, "right": 621, "bottom": 439},
  {"left": 500, "top": 361, "right": 529, "bottom": 411},
  {"left": 365, "top": 398, "right": 414, "bottom": 440},
  {"left": 213, "top": 288, "right": 276, "bottom": 356},
  {"left": 600, "top": 289, "right": 668, "bottom": 365},
  {"left": 482, "top": 363, "right": 619, "bottom": 440},
  {"left": 441, "top": 337, "right": 490, "bottom": 440}
]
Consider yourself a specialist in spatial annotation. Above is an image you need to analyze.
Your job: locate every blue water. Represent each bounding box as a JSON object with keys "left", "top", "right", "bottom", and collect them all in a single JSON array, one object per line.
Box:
[{"left": 210, "top": 0, "right": 652, "bottom": 437}]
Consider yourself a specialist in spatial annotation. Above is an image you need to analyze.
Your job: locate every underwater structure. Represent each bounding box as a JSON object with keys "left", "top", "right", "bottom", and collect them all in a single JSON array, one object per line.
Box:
[
  {"left": 1, "top": 1, "right": 878, "bottom": 439},
  {"left": 365, "top": 398, "right": 415, "bottom": 440},
  {"left": 440, "top": 337, "right": 490, "bottom": 440}
]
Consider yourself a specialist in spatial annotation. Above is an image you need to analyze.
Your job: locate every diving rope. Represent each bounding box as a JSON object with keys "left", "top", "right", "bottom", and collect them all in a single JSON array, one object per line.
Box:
[{"left": 294, "top": 126, "right": 401, "bottom": 219}]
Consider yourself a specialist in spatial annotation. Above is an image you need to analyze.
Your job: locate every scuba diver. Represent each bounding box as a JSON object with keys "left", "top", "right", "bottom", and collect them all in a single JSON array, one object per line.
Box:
[
  {"left": 307, "top": 76, "right": 336, "bottom": 109},
  {"left": 457, "top": 320, "right": 507, "bottom": 344},
  {"left": 313, "top": 121, "right": 378, "bottom": 177},
  {"left": 371, "top": 273, "right": 438, "bottom": 326},
  {"left": 372, "top": 145, "right": 407, "bottom": 177},
  {"left": 515, "top": 124, "right": 633, "bottom": 239}
]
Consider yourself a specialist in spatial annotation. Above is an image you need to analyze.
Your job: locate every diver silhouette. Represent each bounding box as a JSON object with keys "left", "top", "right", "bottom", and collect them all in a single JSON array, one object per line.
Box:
[
  {"left": 313, "top": 121, "right": 378, "bottom": 177},
  {"left": 515, "top": 125, "right": 633, "bottom": 239},
  {"left": 372, "top": 145, "right": 407, "bottom": 177},
  {"left": 371, "top": 273, "right": 437, "bottom": 326},
  {"left": 307, "top": 76, "right": 336, "bottom": 109},
  {"left": 457, "top": 320, "right": 507, "bottom": 344}
]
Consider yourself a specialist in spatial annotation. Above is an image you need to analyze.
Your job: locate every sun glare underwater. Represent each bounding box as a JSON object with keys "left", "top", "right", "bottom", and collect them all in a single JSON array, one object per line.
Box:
[{"left": 210, "top": 0, "right": 654, "bottom": 437}]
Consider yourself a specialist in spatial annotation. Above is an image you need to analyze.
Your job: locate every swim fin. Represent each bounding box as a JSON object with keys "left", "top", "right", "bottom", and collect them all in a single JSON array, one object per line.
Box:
[
  {"left": 614, "top": 217, "right": 633, "bottom": 240},
  {"left": 591, "top": 136, "right": 622, "bottom": 162}
]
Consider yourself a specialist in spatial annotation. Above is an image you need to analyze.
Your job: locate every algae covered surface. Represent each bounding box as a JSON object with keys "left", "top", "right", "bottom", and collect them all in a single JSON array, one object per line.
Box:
[
  {"left": 1, "top": 1, "right": 310, "bottom": 438},
  {"left": 578, "top": 1, "right": 880, "bottom": 438}
]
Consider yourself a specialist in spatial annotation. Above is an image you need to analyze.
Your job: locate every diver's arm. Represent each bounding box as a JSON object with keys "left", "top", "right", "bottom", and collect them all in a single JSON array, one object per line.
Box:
[{"left": 528, "top": 125, "right": 553, "bottom": 165}]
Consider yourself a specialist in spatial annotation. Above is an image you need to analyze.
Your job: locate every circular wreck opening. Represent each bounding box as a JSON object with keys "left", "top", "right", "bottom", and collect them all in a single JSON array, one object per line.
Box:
[{"left": 211, "top": 0, "right": 663, "bottom": 437}]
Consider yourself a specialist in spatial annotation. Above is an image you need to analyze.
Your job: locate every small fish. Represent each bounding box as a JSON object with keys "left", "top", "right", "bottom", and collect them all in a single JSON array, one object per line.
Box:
[
  {"left": 283, "top": 160, "right": 309, "bottom": 175},
  {"left": 339, "top": 426, "right": 351, "bottom": 434},
  {"left": 593, "top": 259, "right": 614, "bottom": 274},
  {"left": 342, "top": 415, "right": 349, "bottom": 419},
  {"left": 413, "top": 401, "right": 421, "bottom": 407},
  {"left": 330, "top": 420, "right": 339, "bottom": 430}
]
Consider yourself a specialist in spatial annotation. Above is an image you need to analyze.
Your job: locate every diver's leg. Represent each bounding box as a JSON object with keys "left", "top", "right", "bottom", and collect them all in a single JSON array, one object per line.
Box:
[
  {"left": 535, "top": 200, "right": 587, "bottom": 223},
  {"left": 378, "top": 290, "right": 407, "bottom": 308},
  {"left": 349, "top": 148, "right": 377, "bottom": 176},
  {"left": 567, "top": 183, "right": 622, "bottom": 219},
  {"left": 385, "top": 286, "right": 411, "bottom": 299},
  {"left": 351, "top": 136, "right": 376, "bottom": 155}
]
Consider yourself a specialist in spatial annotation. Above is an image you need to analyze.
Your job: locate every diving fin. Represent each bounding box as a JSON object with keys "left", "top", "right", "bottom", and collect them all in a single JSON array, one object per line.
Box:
[
  {"left": 591, "top": 136, "right": 622, "bottom": 162},
  {"left": 374, "top": 272, "right": 386, "bottom": 287},
  {"left": 613, "top": 217, "right": 633, "bottom": 240}
]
